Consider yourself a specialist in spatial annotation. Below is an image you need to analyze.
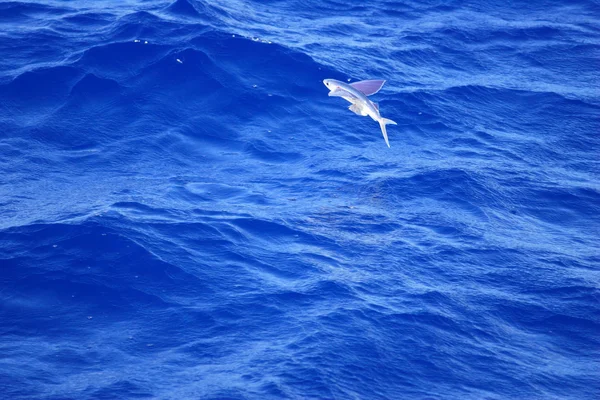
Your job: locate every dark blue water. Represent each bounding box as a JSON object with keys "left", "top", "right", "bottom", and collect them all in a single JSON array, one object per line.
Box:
[{"left": 1, "top": 0, "right": 599, "bottom": 398}]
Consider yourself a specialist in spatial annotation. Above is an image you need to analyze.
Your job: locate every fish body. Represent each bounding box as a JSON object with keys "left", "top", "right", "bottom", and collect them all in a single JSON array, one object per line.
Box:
[{"left": 323, "top": 78, "right": 397, "bottom": 148}]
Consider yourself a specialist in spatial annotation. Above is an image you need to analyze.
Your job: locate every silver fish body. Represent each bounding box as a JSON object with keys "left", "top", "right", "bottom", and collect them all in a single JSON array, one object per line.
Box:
[{"left": 323, "top": 78, "right": 397, "bottom": 148}]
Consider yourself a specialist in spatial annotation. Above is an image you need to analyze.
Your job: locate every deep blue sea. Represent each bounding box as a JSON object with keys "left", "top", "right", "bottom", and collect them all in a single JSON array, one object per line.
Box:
[{"left": 1, "top": 0, "right": 599, "bottom": 399}]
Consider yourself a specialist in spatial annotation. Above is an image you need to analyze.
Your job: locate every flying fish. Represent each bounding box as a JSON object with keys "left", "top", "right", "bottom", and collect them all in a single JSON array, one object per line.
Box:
[{"left": 323, "top": 79, "right": 397, "bottom": 147}]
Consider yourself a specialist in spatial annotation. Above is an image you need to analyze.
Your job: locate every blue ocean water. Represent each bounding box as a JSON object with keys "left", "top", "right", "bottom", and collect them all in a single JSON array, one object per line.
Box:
[{"left": 1, "top": 0, "right": 599, "bottom": 398}]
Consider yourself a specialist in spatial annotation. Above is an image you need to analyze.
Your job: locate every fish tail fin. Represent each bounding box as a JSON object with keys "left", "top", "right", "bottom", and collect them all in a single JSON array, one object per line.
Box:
[{"left": 378, "top": 118, "right": 397, "bottom": 148}]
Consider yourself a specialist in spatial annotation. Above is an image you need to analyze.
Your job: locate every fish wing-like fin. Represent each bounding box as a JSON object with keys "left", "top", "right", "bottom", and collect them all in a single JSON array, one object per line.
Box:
[
  {"left": 328, "top": 88, "right": 351, "bottom": 97},
  {"left": 349, "top": 103, "right": 366, "bottom": 116},
  {"left": 350, "top": 79, "right": 386, "bottom": 96},
  {"left": 374, "top": 102, "right": 379, "bottom": 111}
]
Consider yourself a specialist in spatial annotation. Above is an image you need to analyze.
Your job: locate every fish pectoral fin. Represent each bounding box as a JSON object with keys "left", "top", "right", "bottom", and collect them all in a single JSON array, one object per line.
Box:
[
  {"left": 328, "top": 88, "right": 349, "bottom": 97},
  {"left": 349, "top": 103, "right": 368, "bottom": 116},
  {"left": 350, "top": 79, "right": 386, "bottom": 96},
  {"left": 374, "top": 102, "right": 379, "bottom": 111}
]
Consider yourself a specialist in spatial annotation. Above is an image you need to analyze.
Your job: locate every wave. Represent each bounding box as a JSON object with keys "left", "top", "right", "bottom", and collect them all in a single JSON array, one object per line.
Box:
[{"left": 1, "top": 0, "right": 599, "bottom": 399}]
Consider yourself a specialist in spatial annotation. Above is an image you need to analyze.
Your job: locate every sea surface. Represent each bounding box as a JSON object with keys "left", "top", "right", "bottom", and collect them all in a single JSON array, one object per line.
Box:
[{"left": 1, "top": 0, "right": 599, "bottom": 399}]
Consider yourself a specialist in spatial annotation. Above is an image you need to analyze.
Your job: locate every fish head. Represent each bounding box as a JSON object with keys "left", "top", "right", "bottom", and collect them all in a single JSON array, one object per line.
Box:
[{"left": 323, "top": 79, "right": 337, "bottom": 90}]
